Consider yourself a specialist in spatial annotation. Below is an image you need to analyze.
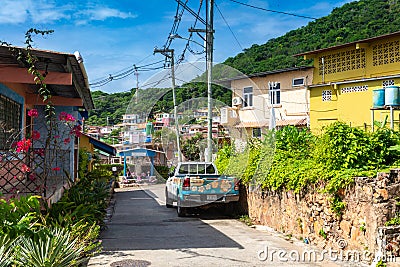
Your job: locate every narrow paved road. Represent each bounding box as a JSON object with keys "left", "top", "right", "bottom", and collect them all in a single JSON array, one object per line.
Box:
[{"left": 88, "top": 184, "right": 362, "bottom": 267}]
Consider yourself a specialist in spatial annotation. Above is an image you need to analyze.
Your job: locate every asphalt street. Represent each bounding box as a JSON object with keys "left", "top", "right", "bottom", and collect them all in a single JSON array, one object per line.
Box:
[{"left": 88, "top": 184, "right": 364, "bottom": 267}]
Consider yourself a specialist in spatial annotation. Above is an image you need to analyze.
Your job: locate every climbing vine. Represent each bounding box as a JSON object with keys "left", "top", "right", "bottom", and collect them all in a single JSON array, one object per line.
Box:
[{"left": 215, "top": 123, "right": 400, "bottom": 195}]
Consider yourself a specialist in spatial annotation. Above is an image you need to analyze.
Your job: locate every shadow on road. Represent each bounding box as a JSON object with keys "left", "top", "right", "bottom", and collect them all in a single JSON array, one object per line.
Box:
[{"left": 100, "top": 189, "right": 244, "bottom": 251}]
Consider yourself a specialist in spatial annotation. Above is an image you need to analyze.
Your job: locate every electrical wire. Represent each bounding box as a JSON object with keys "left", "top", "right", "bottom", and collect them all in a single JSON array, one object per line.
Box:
[
  {"left": 89, "top": 60, "right": 165, "bottom": 88},
  {"left": 228, "top": 0, "right": 317, "bottom": 20}
]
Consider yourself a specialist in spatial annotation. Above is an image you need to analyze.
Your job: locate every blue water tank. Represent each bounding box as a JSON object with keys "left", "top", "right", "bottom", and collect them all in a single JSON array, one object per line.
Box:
[
  {"left": 385, "top": 85, "right": 400, "bottom": 106},
  {"left": 372, "top": 88, "right": 385, "bottom": 108}
]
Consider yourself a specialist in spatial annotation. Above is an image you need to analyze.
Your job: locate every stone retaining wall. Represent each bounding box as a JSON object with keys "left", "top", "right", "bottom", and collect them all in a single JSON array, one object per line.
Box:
[{"left": 247, "top": 170, "right": 400, "bottom": 255}]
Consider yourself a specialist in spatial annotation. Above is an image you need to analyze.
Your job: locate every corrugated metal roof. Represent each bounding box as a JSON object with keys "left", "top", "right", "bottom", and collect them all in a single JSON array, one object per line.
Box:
[
  {"left": 294, "top": 31, "right": 400, "bottom": 57},
  {"left": 234, "top": 121, "right": 268, "bottom": 128},
  {"left": 276, "top": 118, "right": 308, "bottom": 127}
]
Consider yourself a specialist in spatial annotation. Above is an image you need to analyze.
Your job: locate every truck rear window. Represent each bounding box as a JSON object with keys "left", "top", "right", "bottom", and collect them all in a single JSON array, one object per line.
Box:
[
  {"left": 177, "top": 163, "right": 216, "bottom": 175},
  {"left": 205, "top": 164, "right": 216, "bottom": 174}
]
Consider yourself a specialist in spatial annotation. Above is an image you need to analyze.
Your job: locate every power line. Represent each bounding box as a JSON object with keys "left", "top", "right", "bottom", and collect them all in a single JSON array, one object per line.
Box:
[
  {"left": 89, "top": 60, "right": 165, "bottom": 88},
  {"left": 228, "top": 0, "right": 317, "bottom": 20}
]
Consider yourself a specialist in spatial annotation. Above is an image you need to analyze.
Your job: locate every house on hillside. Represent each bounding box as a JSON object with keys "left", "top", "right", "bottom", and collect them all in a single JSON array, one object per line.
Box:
[
  {"left": 0, "top": 46, "right": 93, "bottom": 203},
  {"left": 220, "top": 67, "right": 313, "bottom": 143},
  {"left": 296, "top": 31, "right": 400, "bottom": 133}
]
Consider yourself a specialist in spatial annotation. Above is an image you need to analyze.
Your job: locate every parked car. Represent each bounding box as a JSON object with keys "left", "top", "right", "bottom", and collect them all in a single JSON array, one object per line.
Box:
[{"left": 165, "top": 161, "right": 240, "bottom": 217}]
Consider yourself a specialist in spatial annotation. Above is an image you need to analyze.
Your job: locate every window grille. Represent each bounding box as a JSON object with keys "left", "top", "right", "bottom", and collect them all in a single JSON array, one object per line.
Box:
[
  {"left": 319, "top": 48, "right": 366, "bottom": 76},
  {"left": 0, "top": 94, "right": 21, "bottom": 149},
  {"left": 322, "top": 90, "right": 332, "bottom": 101}
]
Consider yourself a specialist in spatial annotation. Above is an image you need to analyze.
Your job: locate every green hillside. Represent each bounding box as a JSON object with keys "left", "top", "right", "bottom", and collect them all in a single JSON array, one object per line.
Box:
[
  {"left": 224, "top": 0, "right": 400, "bottom": 74},
  {"left": 88, "top": 0, "right": 400, "bottom": 126},
  {"left": 87, "top": 83, "right": 232, "bottom": 126}
]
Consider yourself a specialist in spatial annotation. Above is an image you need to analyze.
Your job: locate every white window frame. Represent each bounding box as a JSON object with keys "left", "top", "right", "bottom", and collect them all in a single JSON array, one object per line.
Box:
[
  {"left": 243, "top": 87, "right": 253, "bottom": 107},
  {"left": 269, "top": 82, "right": 281, "bottom": 105},
  {"left": 292, "top": 77, "right": 305, "bottom": 87}
]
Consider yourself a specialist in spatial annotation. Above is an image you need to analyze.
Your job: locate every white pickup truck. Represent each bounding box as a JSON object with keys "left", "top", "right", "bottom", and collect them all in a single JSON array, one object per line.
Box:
[{"left": 165, "top": 162, "right": 240, "bottom": 217}]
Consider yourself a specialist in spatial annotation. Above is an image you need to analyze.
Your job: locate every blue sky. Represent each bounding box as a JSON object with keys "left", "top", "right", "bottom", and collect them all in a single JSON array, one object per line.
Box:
[{"left": 0, "top": 0, "right": 354, "bottom": 93}]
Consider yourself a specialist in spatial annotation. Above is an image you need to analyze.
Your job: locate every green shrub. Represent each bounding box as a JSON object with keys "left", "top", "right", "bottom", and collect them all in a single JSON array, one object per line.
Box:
[
  {"left": 218, "top": 122, "right": 400, "bottom": 212},
  {"left": 14, "top": 228, "right": 86, "bottom": 267},
  {"left": 0, "top": 196, "right": 44, "bottom": 239},
  {"left": 155, "top": 165, "right": 169, "bottom": 179}
]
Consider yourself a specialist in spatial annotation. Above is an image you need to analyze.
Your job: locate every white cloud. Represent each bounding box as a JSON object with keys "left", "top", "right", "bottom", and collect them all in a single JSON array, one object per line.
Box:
[
  {"left": 30, "top": 3, "right": 72, "bottom": 24},
  {"left": 0, "top": 0, "right": 30, "bottom": 24},
  {"left": 0, "top": 0, "right": 71, "bottom": 24},
  {"left": 0, "top": 1, "right": 136, "bottom": 25},
  {"left": 78, "top": 7, "right": 137, "bottom": 23}
]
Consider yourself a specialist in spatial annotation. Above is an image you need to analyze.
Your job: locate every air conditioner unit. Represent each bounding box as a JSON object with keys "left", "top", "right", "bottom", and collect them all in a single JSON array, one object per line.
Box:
[{"left": 232, "top": 97, "right": 242, "bottom": 106}]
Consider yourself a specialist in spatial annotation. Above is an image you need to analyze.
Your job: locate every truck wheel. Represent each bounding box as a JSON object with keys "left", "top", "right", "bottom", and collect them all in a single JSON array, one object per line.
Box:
[
  {"left": 165, "top": 188, "right": 173, "bottom": 208},
  {"left": 177, "top": 198, "right": 187, "bottom": 217}
]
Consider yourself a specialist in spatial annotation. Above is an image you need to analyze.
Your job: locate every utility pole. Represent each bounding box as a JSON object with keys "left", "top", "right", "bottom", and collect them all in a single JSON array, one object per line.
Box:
[
  {"left": 154, "top": 48, "right": 182, "bottom": 162},
  {"left": 187, "top": 0, "right": 214, "bottom": 162},
  {"left": 206, "top": 0, "right": 214, "bottom": 162},
  {"left": 134, "top": 65, "right": 139, "bottom": 104}
]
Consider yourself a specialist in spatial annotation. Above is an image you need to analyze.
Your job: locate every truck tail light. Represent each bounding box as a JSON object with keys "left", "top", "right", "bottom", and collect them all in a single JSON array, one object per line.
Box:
[
  {"left": 183, "top": 177, "right": 190, "bottom": 190},
  {"left": 234, "top": 178, "right": 240, "bottom": 191}
]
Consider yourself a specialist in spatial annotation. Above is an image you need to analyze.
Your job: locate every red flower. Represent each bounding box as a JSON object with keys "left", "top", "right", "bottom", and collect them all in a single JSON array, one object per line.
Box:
[
  {"left": 35, "top": 148, "right": 45, "bottom": 157},
  {"left": 28, "top": 109, "right": 38, "bottom": 118},
  {"left": 59, "top": 111, "right": 75, "bottom": 122},
  {"left": 31, "top": 130, "right": 40, "bottom": 140},
  {"left": 70, "top": 125, "right": 82, "bottom": 137},
  {"left": 21, "top": 164, "right": 31, "bottom": 173},
  {"left": 63, "top": 137, "right": 71, "bottom": 144},
  {"left": 52, "top": 167, "right": 61, "bottom": 171},
  {"left": 29, "top": 173, "right": 36, "bottom": 181},
  {"left": 16, "top": 138, "right": 32, "bottom": 152}
]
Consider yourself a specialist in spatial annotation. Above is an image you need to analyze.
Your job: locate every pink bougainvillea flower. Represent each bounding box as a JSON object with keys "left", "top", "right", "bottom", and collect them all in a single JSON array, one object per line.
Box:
[
  {"left": 52, "top": 167, "right": 61, "bottom": 171},
  {"left": 21, "top": 164, "right": 31, "bottom": 173},
  {"left": 35, "top": 148, "right": 45, "bottom": 157},
  {"left": 28, "top": 173, "right": 36, "bottom": 181},
  {"left": 59, "top": 111, "right": 76, "bottom": 122},
  {"left": 31, "top": 130, "right": 40, "bottom": 140},
  {"left": 54, "top": 135, "right": 60, "bottom": 139},
  {"left": 58, "top": 111, "right": 67, "bottom": 121},
  {"left": 16, "top": 138, "right": 32, "bottom": 152},
  {"left": 70, "top": 125, "right": 82, "bottom": 137},
  {"left": 27, "top": 109, "right": 38, "bottom": 118},
  {"left": 11, "top": 142, "right": 17, "bottom": 149},
  {"left": 63, "top": 137, "right": 71, "bottom": 144}
]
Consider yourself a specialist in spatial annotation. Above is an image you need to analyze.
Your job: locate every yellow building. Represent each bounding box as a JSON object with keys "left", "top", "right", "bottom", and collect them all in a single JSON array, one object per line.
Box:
[
  {"left": 79, "top": 133, "right": 116, "bottom": 172},
  {"left": 296, "top": 31, "right": 400, "bottom": 133}
]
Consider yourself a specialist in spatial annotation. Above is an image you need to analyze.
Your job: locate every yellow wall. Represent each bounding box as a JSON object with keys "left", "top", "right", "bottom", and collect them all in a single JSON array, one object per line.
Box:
[
  {"left": 78, "top": 135, "right": 95, "bottom": 171},
  {"left": 308, "top": 34, "right": 400, "bottom": 132}
]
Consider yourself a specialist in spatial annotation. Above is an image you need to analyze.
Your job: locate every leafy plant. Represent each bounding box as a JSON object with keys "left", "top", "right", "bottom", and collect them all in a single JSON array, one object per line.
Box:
[
  {"left": 14, "top": 228, "right": 86, "bottom": 267},
  {"left": 330, "top": 195, "right": 346, "bottom": 216},
  {"left": 385, "top": 213, "right": 400, "bottom": 226},
  {"left": 360, "top": 222, "right": 366, "bottom": 232},
  {"left": 239, "top": 215, "right": 253, "bottom": 226},
  {"left": 319, "top": 228, "right": 327, "bottom": 239},
  {"left": 0, "top": 235, "right": 14, "bottom": 267}
]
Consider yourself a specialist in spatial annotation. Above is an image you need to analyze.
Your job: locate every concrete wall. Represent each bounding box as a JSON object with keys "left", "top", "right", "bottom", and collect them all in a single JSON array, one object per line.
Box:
[{"left": 247, "top": 170, "right": 400, "bottom": 256}]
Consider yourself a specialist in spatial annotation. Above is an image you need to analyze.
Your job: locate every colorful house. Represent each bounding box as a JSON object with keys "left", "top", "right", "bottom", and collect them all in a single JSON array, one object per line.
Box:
[
  {"left": 221, "top": 67, "right": 313, "bottom": 141},
  {"left": 0, "top": 46, "right": 93, "bottom": 202},
  {"left": 79, "top": 133, "right": 117, "bottom": 171},
  {"left": 296, "top": 31, "right": 400, "bottom": 132}
]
